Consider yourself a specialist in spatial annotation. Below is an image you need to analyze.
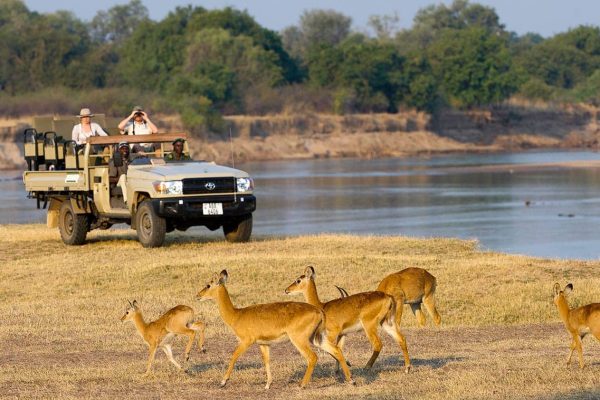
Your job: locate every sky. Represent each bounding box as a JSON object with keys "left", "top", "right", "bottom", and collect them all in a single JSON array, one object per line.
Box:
[{"left": 22, "top": 0, "right": 600, "bottom": 38}]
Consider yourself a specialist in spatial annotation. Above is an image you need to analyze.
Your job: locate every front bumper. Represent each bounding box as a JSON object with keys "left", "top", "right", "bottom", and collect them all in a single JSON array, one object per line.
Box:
[{"left": 151, "top": 194, "right": 256, "bottom": 219}]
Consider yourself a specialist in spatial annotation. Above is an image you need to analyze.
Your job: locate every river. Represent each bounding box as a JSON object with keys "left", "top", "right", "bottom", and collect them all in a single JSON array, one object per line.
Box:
[{"left": 2, "top": 150, "right": 600, "bottom": 260}]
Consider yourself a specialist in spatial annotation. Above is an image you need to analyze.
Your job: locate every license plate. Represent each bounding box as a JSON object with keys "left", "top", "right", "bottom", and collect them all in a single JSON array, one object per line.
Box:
[{"left": 202, "top": 203, "right": 223, "bottom": 215}]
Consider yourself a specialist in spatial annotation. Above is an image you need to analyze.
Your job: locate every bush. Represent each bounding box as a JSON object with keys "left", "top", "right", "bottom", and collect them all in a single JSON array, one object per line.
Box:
[{"left": 518, "top": 78, "right": 556, "bottom": 101}]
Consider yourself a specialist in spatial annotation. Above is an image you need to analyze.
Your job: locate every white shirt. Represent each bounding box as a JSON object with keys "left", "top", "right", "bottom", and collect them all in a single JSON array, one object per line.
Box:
[
  {"left": 71, "top": 123, "right": 108, "bottom": 144},
  {"left": 122, "top": 121, "right": 153, "bottom": 136}
]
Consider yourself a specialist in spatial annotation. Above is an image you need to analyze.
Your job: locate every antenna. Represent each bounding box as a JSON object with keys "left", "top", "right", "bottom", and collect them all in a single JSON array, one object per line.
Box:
[
  {"left": 229, "top": 126, "right": 237, "bottom": 202},
  {"left": 229, "top": 126, "right": 235, "bottom": 169}
]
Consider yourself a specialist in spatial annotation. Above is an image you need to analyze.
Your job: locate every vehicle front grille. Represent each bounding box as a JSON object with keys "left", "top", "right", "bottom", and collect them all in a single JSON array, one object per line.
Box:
[{"left": 182, "top": 177, "right": 235, "bottom": 195}]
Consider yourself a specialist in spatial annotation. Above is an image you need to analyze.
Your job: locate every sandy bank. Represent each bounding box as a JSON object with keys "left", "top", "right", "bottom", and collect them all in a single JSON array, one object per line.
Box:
[{"left": 2, "top": 105, "right": 599, "bottom": 169}]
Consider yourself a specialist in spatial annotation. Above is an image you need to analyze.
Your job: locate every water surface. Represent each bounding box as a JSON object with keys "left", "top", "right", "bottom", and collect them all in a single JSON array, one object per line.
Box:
[{"left": 2, "top": 150, "right": 600, "bottom": 260}]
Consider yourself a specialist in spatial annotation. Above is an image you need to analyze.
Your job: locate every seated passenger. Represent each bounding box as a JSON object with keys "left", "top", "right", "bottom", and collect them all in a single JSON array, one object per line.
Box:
[
  {"left": 109, "top": 142, "right": 133, "bottom": 205},
  {"left": 164, "top": 138, "right": 191, "bottom": 162},
  {"left": 71, "top": 108, "right": 108, "bottom": 145}
]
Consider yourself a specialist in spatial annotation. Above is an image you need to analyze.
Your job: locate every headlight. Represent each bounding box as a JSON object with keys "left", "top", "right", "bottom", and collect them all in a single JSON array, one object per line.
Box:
[
  {"left": 236, "top": 177, "right": 254, "bottom": 192},
  {"left": 153, "top": 180, "right": 183, "bottom": 195}
]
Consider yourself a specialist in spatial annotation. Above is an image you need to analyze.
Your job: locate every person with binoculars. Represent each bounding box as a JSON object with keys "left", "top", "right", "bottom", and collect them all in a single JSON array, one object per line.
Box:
[{"left": 118, "top": 106, "right": 158, "bottom": 136}]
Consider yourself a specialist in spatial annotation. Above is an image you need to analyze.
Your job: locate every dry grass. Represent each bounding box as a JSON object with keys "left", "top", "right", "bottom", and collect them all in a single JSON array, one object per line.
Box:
[{"left": 1, "top": 225, "right": 599, "bottom": 399}]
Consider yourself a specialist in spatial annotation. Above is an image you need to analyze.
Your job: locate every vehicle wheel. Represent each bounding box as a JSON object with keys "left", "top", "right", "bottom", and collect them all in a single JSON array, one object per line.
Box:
[
  {"left": 223, "top": 214, "right": 253, "bottom": 243},
  {"left": 136, "top": 200, "right": 166, "bottom": 248},
  {"left": 58, "top": 200, "right": 89, "bottom": 245}
]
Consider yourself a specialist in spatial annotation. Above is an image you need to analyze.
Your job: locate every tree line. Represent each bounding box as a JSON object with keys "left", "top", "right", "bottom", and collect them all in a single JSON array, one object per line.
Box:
[{"left": 1, "top": 0, "right": 599, "bottom": 134}]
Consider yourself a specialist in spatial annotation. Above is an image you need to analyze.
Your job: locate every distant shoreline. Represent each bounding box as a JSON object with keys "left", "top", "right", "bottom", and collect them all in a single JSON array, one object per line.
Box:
[{"left": 3, "top": 106, "right": 600, "bottom": 169}]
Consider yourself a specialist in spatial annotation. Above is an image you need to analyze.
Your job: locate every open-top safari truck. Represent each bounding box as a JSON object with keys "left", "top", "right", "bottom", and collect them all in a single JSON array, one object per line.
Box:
[{"left": 22, "top": 130, "right": 256, "bottom": 247}]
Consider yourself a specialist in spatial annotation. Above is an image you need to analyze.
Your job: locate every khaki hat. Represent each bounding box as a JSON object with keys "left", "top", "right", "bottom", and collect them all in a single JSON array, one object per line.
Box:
[
  {"left": 78, "top": 108, "right": 94, "bottom": 118},
  {"left": 132, "top": 106, "right": 144, "bottom": 113},
  {"left": 172, "top": 138, "right": 185, "bottom": 145}
]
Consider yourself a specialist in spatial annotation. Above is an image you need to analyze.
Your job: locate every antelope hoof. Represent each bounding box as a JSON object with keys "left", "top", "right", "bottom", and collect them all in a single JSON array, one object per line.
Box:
[
  {"left": 220, "top": 379, "right": 228, "bottom": 388},
  {"left": 404, "top": 365, "right": 411, "bottom": 374},
  {"left": 201, "top": 348, "right": 207, "bottom": 354},
  {"left": 264, "top": 382, "right": 271, "bottom": 390},
  {"left": 347, "top": 379, "right": 356, "bottom": 386}
]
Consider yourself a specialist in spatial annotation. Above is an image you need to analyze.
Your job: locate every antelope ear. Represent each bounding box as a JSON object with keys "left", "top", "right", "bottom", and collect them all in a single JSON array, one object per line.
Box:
[
  {"left": 305, "top": 265, "right": 315, "bottom": 279},
  {"left": 564, "top": 283, "right": 573, "bottom": 294},
  {"left": 132, "top": 300, "right": 139, "bottom": 309},
  {"left": 219, "top": 270, "right": 229, "bottom": 284},
  {"left": 553, "top": 283, "right": 561, "bottom": 295}
]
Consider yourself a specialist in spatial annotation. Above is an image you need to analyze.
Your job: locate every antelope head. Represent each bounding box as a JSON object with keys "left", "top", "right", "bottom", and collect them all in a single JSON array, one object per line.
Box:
[
  {"left": 121, "top": 299, "right": 139, "bottom": 322},
  {"left": 197, "top": 270, "right": 228, "bottom": 301},
  {"left": 285, "top": 266, "right": 315, "bottom": 295},
  {"left": 553, "top": 282, "right": 573, "bottom": 306}
]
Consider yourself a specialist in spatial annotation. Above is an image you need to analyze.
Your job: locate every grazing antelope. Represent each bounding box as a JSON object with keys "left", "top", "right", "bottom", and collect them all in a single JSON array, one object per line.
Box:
[
  {"left": 285, "top": 266, "right": 411, "bottom": 372},
  {"left": 121, "top": 300, "right": 205, "bottom": 375},
  {"left": 553, "top": 283, "right": 600, "bottom": 369},
  {"left": 196, "top": 270, "right": 353, "bottom": 389},
  {"left": 377, "top": 267, "right": 441, "bottom": 327}
]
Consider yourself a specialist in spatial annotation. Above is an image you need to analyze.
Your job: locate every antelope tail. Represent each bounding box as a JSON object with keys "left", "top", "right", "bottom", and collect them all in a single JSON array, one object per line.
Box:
[
  {"left": 384, "top": 297, "right": 397, "bottom": 327},
  {"left": 311, "top": 310, "right": 327, "bottom": 347},
  {"left": 187, "top": 321, "right": 205, "bottom": 332}
]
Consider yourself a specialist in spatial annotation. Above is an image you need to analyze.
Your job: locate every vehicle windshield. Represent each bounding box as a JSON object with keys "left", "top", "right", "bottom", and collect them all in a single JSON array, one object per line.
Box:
[{"left": 87, "top": 136, "right": 193, "bottom": 166}]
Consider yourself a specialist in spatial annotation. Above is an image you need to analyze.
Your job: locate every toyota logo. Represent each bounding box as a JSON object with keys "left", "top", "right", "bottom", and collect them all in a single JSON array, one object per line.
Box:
[{"left": 205, "top": 182, "right": 216, "bottom": 190}]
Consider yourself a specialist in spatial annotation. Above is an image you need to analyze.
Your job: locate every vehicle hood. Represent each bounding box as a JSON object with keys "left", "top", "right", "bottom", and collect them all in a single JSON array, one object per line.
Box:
[{"left": 127, "top": 161, "right": 250, "bottom": 181}]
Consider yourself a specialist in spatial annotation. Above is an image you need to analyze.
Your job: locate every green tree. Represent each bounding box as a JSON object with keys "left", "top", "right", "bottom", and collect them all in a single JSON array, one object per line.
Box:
[
  {"left": 396, "top": 0, "right": 504, "bottom": 54},
  {"left": 282, "top": 9, "right": 352, "bottom": 62},
  {"left": 515, "top": 26, "right": 600, "bottom": 91},
  {"left": 0, "top": 0, "right": 31, "bottom": 92},
  {"left": 182, "top": 28, "right": 283, "bottom": 109},
  {"left": 517, "top": 41, "right": 593, "bottom": 89},
  {"left": 368, "top": 13, "right": 400, "bottom": 42},
  {"left": 189, "top": 8, "right": 302, "bottom": 83},
  {"left": 0, "top": 5, "right": 92, "bottom": 92},
  {"left": 90, "top": 0, "right": 149, "bottom": 44},
  {"left": 118, "top": 6, "right": 205, "bottom": 90},
  {"left": 401, "top": 56, "right": 440, "bottom": 112},
  {"left": 428, "top": 27, "right": 517, "bottom": 107}
]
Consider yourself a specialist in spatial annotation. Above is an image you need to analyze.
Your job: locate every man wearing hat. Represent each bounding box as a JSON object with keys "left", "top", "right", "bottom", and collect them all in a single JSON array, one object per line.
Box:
[
  {"left": 164, "top": 138, "right": 191, "bottom": 162},
  {"left": 71, "top": 108, "right": 108, "bottom": 145},
  {"left": 109, "top": 141, "right": 134, "bottom": 205},
  {"left": 118, "top": 106, "right": 158, "bottom": 136}
]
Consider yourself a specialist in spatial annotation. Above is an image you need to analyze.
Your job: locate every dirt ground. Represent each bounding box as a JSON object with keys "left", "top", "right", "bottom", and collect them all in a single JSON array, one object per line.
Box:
[
  {"left": 2, "top": 322, "right": 599, "bottom": 399},
  {"left": 1, "top": 226, "right": 599, "bottom": 399}
]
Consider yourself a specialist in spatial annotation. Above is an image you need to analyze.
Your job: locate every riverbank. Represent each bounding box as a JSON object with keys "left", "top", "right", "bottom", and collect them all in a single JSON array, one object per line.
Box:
[
  {"left": 1, "top": 226, "right": 599, "bottom": 399},
  {"left": 2, "top": 104, "right": 599, "bottom": 169}
]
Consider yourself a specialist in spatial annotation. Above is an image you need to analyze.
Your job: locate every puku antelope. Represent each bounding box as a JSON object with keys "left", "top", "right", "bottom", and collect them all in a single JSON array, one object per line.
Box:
[
  {"left": 196, "top": 270, "right": 353, "bottom": 389},
  {"left": 285, "top": 266, "right": 411, "bottom": 372},
  {"left": 553, "top": 283, "right": 600, "bottom": 369},
  {"left": 121, "top": 300, "right": 205, "bottom": 375},
  {"left": 377, "top": 267, "right": 441, "bottom": 327}
]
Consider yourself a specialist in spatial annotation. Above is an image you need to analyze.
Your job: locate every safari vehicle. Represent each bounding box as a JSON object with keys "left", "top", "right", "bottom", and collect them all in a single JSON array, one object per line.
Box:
[{"left": 22, "top": 132, "right": 256, "bottom": 247}]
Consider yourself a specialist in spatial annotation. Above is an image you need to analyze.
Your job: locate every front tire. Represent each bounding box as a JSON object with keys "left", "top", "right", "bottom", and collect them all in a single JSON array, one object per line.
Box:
[
  {"left": 58, "top": 200, "right": 88, "bottom": 245},
  {"left": 136, "top": 200, "right": 166, "bottom": 248},
  {"left": 223, "top": 214, "right": 252, "bottom": 243}
]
